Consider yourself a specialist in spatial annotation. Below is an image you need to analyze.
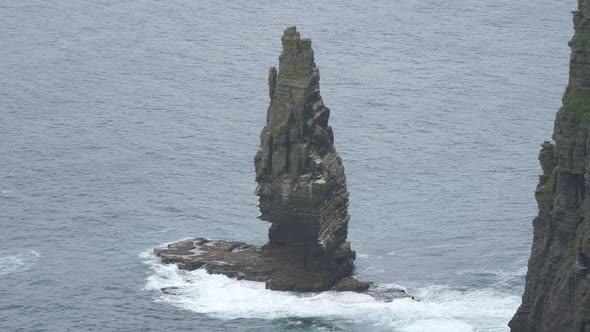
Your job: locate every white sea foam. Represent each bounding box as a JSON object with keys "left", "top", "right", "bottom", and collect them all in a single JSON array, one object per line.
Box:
[
  {"left": 141, "top": 250, "right": 520, "bottom": 331},
  {"left": 0, "top": 249, "right": 40, "bottom": 276}
]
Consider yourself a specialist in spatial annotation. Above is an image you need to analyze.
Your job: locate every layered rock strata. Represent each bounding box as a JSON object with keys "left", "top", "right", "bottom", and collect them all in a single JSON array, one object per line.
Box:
[
  {"left": 253, "top": 26, "right": 354, "bottom": 291},
  {"left": 510, "top": 1, "right": 590, "bottom": 330}
]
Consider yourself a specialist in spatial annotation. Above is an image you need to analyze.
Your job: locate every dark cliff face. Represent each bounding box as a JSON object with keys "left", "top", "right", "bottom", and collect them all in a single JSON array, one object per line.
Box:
[
  {"left": 253, "top": 27, "right": 353, "bottom": 290},
  {"left": 510, "top": 1, "right": 590, "bottom": 331}
]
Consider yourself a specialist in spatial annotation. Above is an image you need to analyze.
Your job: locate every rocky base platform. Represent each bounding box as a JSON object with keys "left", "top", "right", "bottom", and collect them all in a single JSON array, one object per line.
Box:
[{"left": 154, "top": 238, "right": 412, "bottom": 301}]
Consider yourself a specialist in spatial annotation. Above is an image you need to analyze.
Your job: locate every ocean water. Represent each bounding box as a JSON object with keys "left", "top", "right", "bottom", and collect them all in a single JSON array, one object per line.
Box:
[{"left": 0, "top": 0, "right": 573, "bottom": 331}]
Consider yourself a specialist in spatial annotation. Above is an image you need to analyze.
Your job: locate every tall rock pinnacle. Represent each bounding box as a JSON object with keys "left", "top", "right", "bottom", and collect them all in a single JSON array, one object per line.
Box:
[
  {"left": 510, "top": 1, "right": 590, "bottom": 330},
  {"left": 153, "top": 27, "right": 412, "bottom": 297},
  {"left": 254, "top": 27, "right": 354, "bottom": 290}
]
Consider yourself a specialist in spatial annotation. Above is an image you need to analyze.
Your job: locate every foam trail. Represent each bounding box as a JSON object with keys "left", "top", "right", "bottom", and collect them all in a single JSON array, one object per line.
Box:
[
  {"left": 456, "top": 266, "right": 528, "bottom": 292},
  {"left": 141, "top": 250, "right": 519, "bottom": 331},
  {"left": 0, "top": 249, "right": 40, "bottom": 276}
]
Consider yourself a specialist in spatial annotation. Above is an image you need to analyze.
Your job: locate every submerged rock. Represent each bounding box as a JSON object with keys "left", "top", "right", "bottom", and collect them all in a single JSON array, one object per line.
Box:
[
  {"left": 510, "top": 1, "right": 590, "bottom": 331},
  {"left": 367, "top": 285, "right": 414, "bottom": 302}
]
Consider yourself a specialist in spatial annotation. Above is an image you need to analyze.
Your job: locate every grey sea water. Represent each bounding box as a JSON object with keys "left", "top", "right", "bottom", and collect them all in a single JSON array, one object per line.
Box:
[{"left": 0, "top": 0, "right": 573, "bottom": 331}]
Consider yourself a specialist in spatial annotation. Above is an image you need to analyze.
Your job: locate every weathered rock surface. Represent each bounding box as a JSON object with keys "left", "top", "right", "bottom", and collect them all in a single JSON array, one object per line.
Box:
[
  {"left": 510, "top": 2, "right": 590, "bottom": 331},
  {"left": 154, "top": 238, "right": 411, "bottom": 299},
  {"left": 253, "top": 26, "right": 354, "bottom": 291},
  {"left": 334, "top": 276, "right": 371, "bottom": 292},
  {"left": 154, "top": 238, "right": 272, "bottom": 282}
]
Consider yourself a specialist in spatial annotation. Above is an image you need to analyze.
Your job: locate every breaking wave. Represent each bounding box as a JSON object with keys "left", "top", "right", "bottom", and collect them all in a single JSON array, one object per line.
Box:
[
  {"left": 141, "top": 250, "right": 520, "bottom": 331},
  {"left": 0, "top": 249, "right": 40, "bottom": 276}
]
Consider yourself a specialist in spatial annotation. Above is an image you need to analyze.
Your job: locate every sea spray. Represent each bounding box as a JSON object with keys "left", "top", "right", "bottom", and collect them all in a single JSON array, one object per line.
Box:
[{"left": 141, "top": 249, "right": 520, "bottom": 331}]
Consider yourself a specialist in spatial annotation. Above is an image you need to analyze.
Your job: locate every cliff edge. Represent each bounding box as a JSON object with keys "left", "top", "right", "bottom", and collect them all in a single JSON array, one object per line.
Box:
[{"left": 510, "top": 1, "right": 590, "bottom": 331}]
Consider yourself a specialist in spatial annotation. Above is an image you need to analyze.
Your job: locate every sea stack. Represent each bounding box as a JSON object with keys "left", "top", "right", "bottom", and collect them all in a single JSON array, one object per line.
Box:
[
  {"left": 510, "top": 1, "right": 590, "bottom": 331},
  {"left": 254, "top": 26, "right": 355, "bottom": 291},
  {"left": 152, "top": 27, "right": 403, "bottom": 295}
]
